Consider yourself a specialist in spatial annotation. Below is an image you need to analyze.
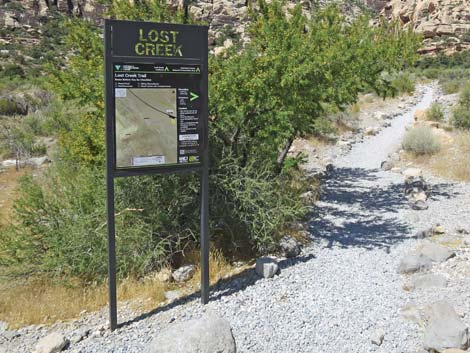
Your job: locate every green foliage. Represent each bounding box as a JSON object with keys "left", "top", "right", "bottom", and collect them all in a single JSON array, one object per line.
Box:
[
  {"left": 452, "top": 82, "right": 470, "bottom": 130},
  {"left": 0, "top": 98, "right": 24, "bottom": 116},
  {"left": 2, "top": 0, "right": 422, "bottom": 280},
  {"left": 0, "top": 164, "right": 201, "bottom": 279},
  {"left": 390, "top": 71, "right": 415, "bottom": 95},
  {"left": 211, "top": 156, "right": 307, "bottom": 253},
  {"left": 108, "top": 0, "right": 189, "bottom": 23},
  {"left": 415, "top": 51, "right": 470, "bottom": 71},
  {"left": 210, "top": 3, "right": 419, "bottom": 169},
  {"left": 0, "top": 64, "right": 25, "bottom": 79},
  {"left": 402, "top": 126, "right": 441, "bottom": 155},
  {"left": 426, "top": 102, "right": 444, "bottom": 122}
]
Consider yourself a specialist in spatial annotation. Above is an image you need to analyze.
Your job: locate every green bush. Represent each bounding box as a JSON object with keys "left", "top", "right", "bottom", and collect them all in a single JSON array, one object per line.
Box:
[
  {"left": 1, "top": 64, "right": 25, "bottom": 78},
  {"left": 452, "top": 106, "right": 470, "bottom": 130},
  {"left": 426, "top": 102, "right": 444, "bottom": 121},
  {"left": 441, "top": 79, "right": 461, "bottom": 94},
  {"left": 402, "top": 126, "right": 441, "bottom": 155},
  {"left": 391, "top": 72, "right": 415, "bottom": 94},
  {"left": 452, "top": 83, "right": 470, "bottom": 129},
  {"left": 0, "top": 98, "right": 25, "bottom": 116}
]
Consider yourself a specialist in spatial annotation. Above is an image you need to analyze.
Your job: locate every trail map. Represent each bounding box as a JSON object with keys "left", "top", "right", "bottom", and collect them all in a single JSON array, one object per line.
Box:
[
  {"left": 113, "top": 63, "right": 202, "bottom": 169},
  {"left": 115, "top": 88, "right": 177, "bottom": 167}
]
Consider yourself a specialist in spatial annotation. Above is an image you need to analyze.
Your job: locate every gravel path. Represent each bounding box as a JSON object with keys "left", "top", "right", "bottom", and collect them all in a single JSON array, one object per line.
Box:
[{"left": 4, "top": 84, "right": 470, "bottom": 353}]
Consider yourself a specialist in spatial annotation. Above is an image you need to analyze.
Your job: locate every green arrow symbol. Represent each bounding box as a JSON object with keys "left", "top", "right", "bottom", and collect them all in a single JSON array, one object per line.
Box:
[
  {"left": 190, "top": 92, "right": 199, "bottom": 101},
  {"left": 164, "top": 66, "right": 169, "bottom": 72}
]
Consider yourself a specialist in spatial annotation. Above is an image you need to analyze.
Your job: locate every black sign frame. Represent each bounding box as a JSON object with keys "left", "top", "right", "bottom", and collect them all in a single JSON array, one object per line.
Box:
[{"left": 104, "top": 19, "right": 209, "bottom": 331}]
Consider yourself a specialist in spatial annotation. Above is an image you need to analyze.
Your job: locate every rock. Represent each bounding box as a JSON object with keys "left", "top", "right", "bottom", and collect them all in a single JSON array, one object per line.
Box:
[
  {"left": 374, "top": 111, "right": 388, "bottom": 120},
  {"left": 35, "top": 332, "right": 69, "bottom": 353},
  {"left": 155, "top": 268, "right": 172, "bottom": 283},
  {"left": 381, "top": 160, "right": 394, "bottom": 171},
  {"left": 172, "top": 265, "right": 196, "bottom": 282},
  {"left": 1, "top": 330, "right": 19, "bottom": 340},
  {"left": 442, "top": 349, "right": 467, "bottom": 353},
  {"left": 433, "top": 225, "right": 446, "bottom": 234},
  {"left": 398, "top": 252, "right": 432, "bottom": 274},
  {"left": 255, "top": 257, "right": 279, "bottom": 278},
  {"left": 423, "top": 301, "right": 469, "bottom": 352},
  {"left": 0, "top": 345, "right": 6, "bottom": 353},
  {"left": 401, "top": 303, "right": 422, "bottom": 324},
  {"left": 391, "top": 167, "right": 402, "bottom": 173},
  {"left": 70, "top": 328, "right": 90, "bottom": 344},
  {"left": 213, "top": 46, "right": 226, "bottom": 56},
  {"left": 0, "top": 322, "right": 7, "bottom": 334},
  {"left": 417, "top": 241, "right": 455, "bottom": 263},
  {"left": 279, "top": 235, "right": 301, "bottom": 258},
  {"left": 145, "top": 314, "right": 236, "bottom": 353},
  {"left": 403, "top": 167, "right": 423, "bottom": 180},
  {"left": 364, "top": 126, "right": 378, "bottom": 136},
  {"left": 164, "top": 290, "right": 181, "bottom": 302},
  {"left": 371, "top": 328, "right": 385, "bottom": 346},
  {"left": 411, "top": 200, "right": 429, "bottom": 210},
  {"left": 409, "top": 273, "right": 448, "bottom": 290},
  {"left": 27, "top": 156, "right": 49, "bottom": 167},
  {"left": 414, "top": 227, "right": 434, "bottom": 239}
]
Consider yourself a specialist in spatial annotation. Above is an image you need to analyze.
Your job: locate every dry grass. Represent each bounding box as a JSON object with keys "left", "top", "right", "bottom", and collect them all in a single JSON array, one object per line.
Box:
[
  {"left": 402, "top": 130, "right": 470, "bottom": 181},
  {"left": 0, "top": 277, "right": 166, "bottom": 328},
  {"left": 0, "top": 248, "right": 241, "bottom": 328}
]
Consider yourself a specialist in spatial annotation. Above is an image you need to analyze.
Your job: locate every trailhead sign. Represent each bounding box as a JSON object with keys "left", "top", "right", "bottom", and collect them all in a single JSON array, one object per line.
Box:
[{"left": 104, "top": 20, "right": 209, "bottom": 331}]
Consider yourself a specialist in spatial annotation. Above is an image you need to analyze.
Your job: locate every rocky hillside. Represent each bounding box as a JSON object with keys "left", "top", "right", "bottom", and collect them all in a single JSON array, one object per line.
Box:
[
  {"left": 380, "top": 0, "right": 470, "bottom": 54},
  {"left": 0, "top": 0, "right": 469, "bottom": 61}
]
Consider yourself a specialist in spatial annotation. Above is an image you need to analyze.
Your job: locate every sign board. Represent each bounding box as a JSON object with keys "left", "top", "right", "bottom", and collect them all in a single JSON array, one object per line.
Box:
[
  {"left": 104, "top": 20, "right": 209, "bottom": 331},
  {"left": 105, "top": 20, "right": 208, "bottom": 176}
]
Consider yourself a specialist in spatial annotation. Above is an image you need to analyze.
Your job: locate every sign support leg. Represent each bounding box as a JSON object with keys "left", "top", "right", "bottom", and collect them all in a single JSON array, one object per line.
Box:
[
  {"left": 200, "top": 155, "right": 209, "bottom": 304},
  {"left": 106, "top": 175, "right": 118, "bottom": 331}
]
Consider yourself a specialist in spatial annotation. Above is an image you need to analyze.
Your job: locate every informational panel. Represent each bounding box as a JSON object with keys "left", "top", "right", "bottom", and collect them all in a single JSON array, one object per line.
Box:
[{"left": 113, "top": 63, "right": 202, "bottom": 168}]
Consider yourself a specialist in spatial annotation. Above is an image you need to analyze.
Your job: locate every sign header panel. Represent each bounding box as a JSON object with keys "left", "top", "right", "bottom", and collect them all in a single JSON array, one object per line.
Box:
[{"left": 112, "top": 20, "right": 206, "bottom": 59}]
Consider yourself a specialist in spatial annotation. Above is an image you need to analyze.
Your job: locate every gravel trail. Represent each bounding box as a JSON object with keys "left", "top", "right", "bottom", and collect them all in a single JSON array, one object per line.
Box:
[{"left": 5, "top": 84, "right": 470, "bottom": 353}]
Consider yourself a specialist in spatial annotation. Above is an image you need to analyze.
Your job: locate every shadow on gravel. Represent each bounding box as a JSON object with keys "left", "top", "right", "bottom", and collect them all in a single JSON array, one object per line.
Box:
[
  {"left": 309, "top": 167, "right": 460, "bottom": 250},
  {"left": 119, "top": 254, "right": 315, "bottom": 329}
]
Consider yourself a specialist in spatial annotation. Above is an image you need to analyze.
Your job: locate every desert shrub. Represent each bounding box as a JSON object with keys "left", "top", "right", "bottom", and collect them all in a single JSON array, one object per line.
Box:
[
  {"left": 391, "top": 71, "right": 415, "bottom": 95},
  {"left": 0, "top": 98, "right": 25, "bottom": 116},
  {"left": 452, "top": 106, "right": 470, "bottom": 130},
  {"left": 441, "top": 79, "right": 461, "bottom": 94},
  {"left": 426, "top": 103, "right": 444, "bottom": 121},
  {"left": 0, "top": 64, "right": 25, "bottom": 79},
  {"left": 402, "top": 126, "right": 441, "bottom": 155},
  {"left": 452, "top": 83, "right": 470, "bottom": 129}
]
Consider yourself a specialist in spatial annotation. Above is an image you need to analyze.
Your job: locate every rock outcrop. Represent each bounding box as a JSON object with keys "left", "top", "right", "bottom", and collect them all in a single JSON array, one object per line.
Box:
[{"left": 380, "top": 0, "right": 470, "bottom": 54}]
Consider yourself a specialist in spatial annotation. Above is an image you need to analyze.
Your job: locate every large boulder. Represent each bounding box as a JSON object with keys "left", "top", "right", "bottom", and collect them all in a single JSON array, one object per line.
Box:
[
  {"left": 255, "top": 257, "right": 279, "bottom": 279},
  {"left": 145, "top": 315, "right": 236, "bottom": 353},
  {"left": 171, "top": 265, "right": 195, "bottom": 282},
  {"left": 34, "top": 332, "right": 69, "bottom": 353},
  {"left": 409, "top": 273, "right": 448, "bottom": 290},
  {"left": 417, "top": 242, "right": 455, "bottom": 263},
  {"left": 423, "top": 301, "right": 469, "bottom": 352},
  {"left": 279, "top": 236, "right": 301, "bottom": 258},
  {"left": 398, "top": 252, "right": 432, "bottom": 274}
]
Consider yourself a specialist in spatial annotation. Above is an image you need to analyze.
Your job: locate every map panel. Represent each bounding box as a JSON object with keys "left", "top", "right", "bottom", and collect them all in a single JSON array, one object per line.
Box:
[{"left": 115, "top": 88, "right": 177, "bottom": 168}]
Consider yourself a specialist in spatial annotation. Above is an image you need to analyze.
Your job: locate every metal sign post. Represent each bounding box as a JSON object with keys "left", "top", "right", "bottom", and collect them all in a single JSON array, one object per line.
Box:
[{"left": 104, "top": 20, "right": 209, "bottom": 331}]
